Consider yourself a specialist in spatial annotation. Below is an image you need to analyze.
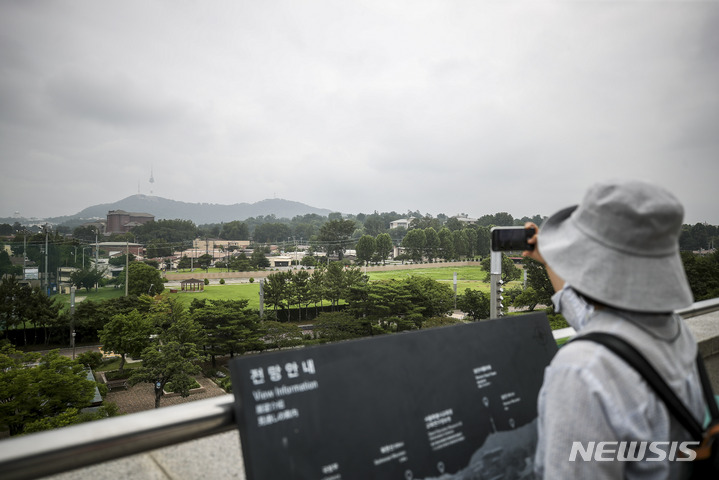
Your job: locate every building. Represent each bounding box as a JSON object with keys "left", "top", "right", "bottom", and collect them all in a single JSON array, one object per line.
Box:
[
  {"left": 389, "top": 218, "right": 414, "bottom": 229},
  {"left": 451, "top": 214, "right": 478, "bottom": 225},
  {"left": 106, "top": 210, "right": 155, "bottom": 234}
]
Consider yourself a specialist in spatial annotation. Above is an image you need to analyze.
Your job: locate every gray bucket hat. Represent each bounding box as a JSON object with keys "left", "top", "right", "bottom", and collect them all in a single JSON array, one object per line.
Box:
[{"left": 538, "top": 179, "right": 693, "bottom": 312}]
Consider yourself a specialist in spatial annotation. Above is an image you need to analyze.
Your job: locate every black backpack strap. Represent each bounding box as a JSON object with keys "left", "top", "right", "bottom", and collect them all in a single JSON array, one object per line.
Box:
[{"left": 570, "top": 331, "right": 704, "bottom": 440}]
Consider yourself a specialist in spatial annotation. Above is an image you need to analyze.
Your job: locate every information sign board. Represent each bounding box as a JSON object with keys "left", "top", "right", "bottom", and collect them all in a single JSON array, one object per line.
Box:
[{"left": 230, "top": 312, "right": 556, "bottom": 480}]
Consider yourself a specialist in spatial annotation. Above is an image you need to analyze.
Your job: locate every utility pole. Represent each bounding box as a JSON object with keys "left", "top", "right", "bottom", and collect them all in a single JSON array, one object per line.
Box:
[
  {"left": 44, "top": 227, "right": 49, "bottom": 294},
  {"left": 70, "top": 287, "right": 76, "bottom": 359},
  {"left": 125, "top": 240, "right": 129, "bottom": 297},
  {"left": 95, "top": 230, "right": 99, "bottom": 292},
  {"left": 259, "top": 279, "right": 264, "bottom": 318}
]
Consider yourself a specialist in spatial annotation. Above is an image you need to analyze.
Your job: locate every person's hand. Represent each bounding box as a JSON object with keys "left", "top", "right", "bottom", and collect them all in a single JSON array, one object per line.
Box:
[
  {"left": 522, "top": 221, "right": 546, "bottom": 265},
  {"left": 522, "top": 221, "right": 566, "bottom": 292}
]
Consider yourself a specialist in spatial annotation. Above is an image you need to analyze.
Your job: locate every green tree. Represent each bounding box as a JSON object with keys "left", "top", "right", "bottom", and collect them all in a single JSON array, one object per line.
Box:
[
  {"left": 457, "top": 288, "right": 490, "bottom": 320},
  {"left": 190, "top": 299, "right": 263, "bottom": 367},
  {"left": 99, "top": 310, "right": 155, "bottom": 373},
  {"left": 355, "top": 235, "right": 376, "bottom": 266},
  {"left": 220, "top": 220, "right": 249, "bottom": 240},
  {"left": 263, "top": 271, "right": 291, "bottom": 320},
  {"left": 262, "top": 321, "right": 304, "bottom": 349},
  {"left": 313, "top": 311, "right": 365, "bottom": 342},
  {"left": 452, "top": 230, "right": 470, "bottom": 260},
  {"left": 681, "top": 251, "right": 719, "bottom": 301},
  {"left": 524, "top": 257, "right": 555, "bottom": 309},
  {"left": 513, "top": 287, "right": 540, "bottom": 311},
  {"left": 123, "top": 262, "right": 165, "bottom": 296},
  {"left": 318, "top": 219, "right": 356, "bottom": 260},
  {"left": 375, "top": 233, "right": 393, "bottom": 265},
  {"left": 196, "top": 253, "right": 214, "bottom": 271},
  {"left": 424, "top": 227, "right": 440, "bottom": 262},
  {"left": 481, "top": 254, "right": 522, "bottom": 283},
  {"left": 402, "top": 228, "right": 426, "bottom": 262},
  {"left": 438, "top": 227, "right": 455, "bottom": 261},
  {"left": 250, "top": 249, "right": 270, "bottom": 269},
  {"left": 69, "top": 267, "right": 104, "bottom": 293},
  {"left": 129, "top": 339, "right": 203, "bottom": 409},
  {"left": 177, "top": 255, "right": 192, "bottom": 270},
  {"left": 0, "top": 342, "right": 95, "bottom": 436},
  {"left": 404, "top": 275, "right": 455, "bottom": 319}
]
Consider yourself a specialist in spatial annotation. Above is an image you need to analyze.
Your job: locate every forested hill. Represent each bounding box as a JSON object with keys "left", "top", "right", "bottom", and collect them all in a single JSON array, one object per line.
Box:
[{"left": 38, "top": 195, "right": 333, "bottom": 226}]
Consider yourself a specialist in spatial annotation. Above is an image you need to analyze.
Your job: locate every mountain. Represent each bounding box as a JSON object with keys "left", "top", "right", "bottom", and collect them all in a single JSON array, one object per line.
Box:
[{"left": 15, "top": 195, "right": 333, "bottom": 226}]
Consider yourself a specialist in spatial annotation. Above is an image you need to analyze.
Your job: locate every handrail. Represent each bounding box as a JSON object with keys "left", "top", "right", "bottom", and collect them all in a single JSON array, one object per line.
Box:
[
  {"left": 1, "top": 298, "right": 718, "bottom": 480},
  {"left": 0, "top": 395, "right": 237, "bottom": 480},
  {"left": 552, "top": 297, "right": 719, "bottom": 340}
]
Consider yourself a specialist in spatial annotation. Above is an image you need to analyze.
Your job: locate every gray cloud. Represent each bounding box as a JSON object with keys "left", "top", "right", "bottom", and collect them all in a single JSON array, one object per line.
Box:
[{"left": 0, "top": 1, "right": 717, "bottom": 224}]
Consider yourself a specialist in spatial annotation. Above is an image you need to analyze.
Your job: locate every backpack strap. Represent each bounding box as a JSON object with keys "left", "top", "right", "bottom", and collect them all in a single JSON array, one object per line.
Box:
[{"left": 570, "top": 331, "right": 705, "bottom": 440}]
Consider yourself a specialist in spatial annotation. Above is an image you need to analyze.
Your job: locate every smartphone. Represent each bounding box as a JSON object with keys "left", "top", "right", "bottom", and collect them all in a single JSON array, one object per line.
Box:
[{"left": 490, "top": 226, "right": 535, "bottom": 252}]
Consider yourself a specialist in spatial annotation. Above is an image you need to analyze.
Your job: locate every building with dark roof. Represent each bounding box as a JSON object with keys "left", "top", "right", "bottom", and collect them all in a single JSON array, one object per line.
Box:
[{"left": 106, "top": 210, "right": 154, "bottom": 234}]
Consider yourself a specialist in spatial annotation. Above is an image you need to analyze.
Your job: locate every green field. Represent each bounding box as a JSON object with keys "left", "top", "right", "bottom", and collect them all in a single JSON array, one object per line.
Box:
[{"left": 55, "top": 266, "right": 516, "bottom": 310}]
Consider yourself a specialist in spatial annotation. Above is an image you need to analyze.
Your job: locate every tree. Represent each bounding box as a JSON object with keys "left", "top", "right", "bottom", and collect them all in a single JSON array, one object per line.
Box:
[
  {"left": 375, "top": 233, "right": 393, "bottom": 265},
  {"left": 424, "top": 227, "right": 440, "bottom": 262},
  {"left": 513, "top": 287, "right": 540, "bottom": 311},
  {"left": 404, "top": 275, "right": 455, "bottom": 319},
  {"left": 69, "top": 267, "right": 104, "bottom": 293},
  {"left": 524, "top": 257, "right": 555, "bottom": 309},
  {"left": 438, "top": 227, "right": 455, "bottom": 261},
  {"left": 263, "top": 271, "right": 291, "bottom": 320},
  {"left": 681, "top": 251, "right": 719, "bottom": 301},
  {"left": 73, "top": 295, "right": 144, "bottom": 338},
  {"left": 72, "top": 225, "right": 100, "bottom": 243},
  {"left": 250, "top": 249, "right": 270, "bottom": 269},
  {"left": 355, "top": 235, "right": 376, "bottom": 266},
  {"left": 0, "top": 277, "right": 61, "bottom": 345},
  {"left": 220, "top": 220, "right": 249, "bottom": 240},
  {"left": 262, "top": 321, "right": 304, "bottom": 349},
  {"left": 109, "top": 253, "right": 135, "bottom": 266},
  {"left": 123, "top": 262, "right": 165, "bottom": 296},
  {"left": 323, "top": 262, "right": 346, "bottom": 309},
  {"left": 130, "top": 340, "right": 203, "bottom": 409},
  {"left": 190, "top": 299, "right": 263, "bottom": 367},
  {"left": 0, "top": 342, "right": 95, "bottom": 436},
  {"left": 313, "top": 311, "right": 366, "bottom": 342},
  {"left": 452, "top": 229, "right": 470, "bottom": 260},
  {"left": 99, "top": 310, "right": 155, "bottom": 373},
  {"left": 402, "top": 228, "right": 426, "bottom": 262},
  {"left": 457, "top": 288, "right": 490, "bottom": 320},
  {"left": 177, "top": 255, "right": 192, "bottom": 270},
  {"left": 196, "top": 253, "right": 213, "bottom": 271},
  {"left": 481, "top": 254, "right": 521, "bottom": 283},
  {"left": 318, "top": 219, "right": 356, "bottom": 259}
]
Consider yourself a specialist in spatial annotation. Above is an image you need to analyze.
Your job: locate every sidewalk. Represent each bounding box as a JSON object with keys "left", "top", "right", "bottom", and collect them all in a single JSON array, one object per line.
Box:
[{"left": 107, "top": 376, "right": 227, "bottom": 415}]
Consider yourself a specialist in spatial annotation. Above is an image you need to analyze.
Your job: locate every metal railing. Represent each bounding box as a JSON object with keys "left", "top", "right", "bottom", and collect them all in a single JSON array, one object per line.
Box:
[
  {"left": 1, "top": 298, "right": 719, "bottom": 480},
  {"left": 0, "top": 395, "right": 237, "bottom": 480}
]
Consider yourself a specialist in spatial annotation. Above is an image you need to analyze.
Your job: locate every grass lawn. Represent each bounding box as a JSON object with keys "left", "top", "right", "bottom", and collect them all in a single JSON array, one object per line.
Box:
[
  {"left": 169, "top": 283, "right": 262, "bottom": 310},
  {"left": 52, "top": 266, "right": 521, "bottom": 311},
  {"left": 96, "top": 357, "right": 144, "bottom": 372},
  {"left": 54, "top": 287, "right": 127, "bottom": 311}
]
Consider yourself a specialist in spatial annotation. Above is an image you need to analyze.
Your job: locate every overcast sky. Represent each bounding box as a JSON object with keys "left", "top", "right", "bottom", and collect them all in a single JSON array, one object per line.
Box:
[{"left": 1, "top": 1, "right": 717, "bottom": 224}]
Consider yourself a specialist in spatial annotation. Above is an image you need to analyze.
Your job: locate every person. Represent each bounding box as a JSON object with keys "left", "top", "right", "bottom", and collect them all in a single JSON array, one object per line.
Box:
[{"left": 523, "top": 179, "right": 705, "bottom": 479}]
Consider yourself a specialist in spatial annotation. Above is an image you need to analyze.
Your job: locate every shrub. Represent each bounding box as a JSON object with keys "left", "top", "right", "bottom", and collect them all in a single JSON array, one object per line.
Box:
[
  {"left": 76, "top": 351, "right": 103, "bottom": 370},
  {"left": 204, "top": 278, "right": 209, "bottom": 285},
  {"left": 249, "top": 277, "right": 255, "bottom": 283},
  {"left": 219, "top": 278, "right": 225, "bottom": 285}
]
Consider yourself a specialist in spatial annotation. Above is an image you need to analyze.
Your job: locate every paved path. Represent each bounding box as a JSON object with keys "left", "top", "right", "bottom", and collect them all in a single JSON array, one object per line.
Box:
[{"left": 107, "top": 376, "right": 227, "bottom": 414}]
